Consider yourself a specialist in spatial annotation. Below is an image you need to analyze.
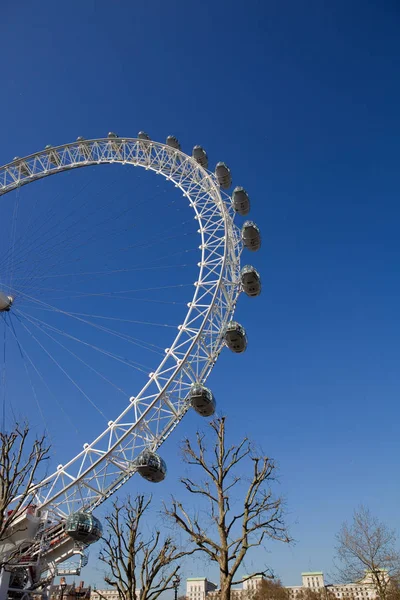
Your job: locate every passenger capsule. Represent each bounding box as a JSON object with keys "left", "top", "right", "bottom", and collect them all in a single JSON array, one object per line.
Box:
[
  {"left": 215, "top": 162, "right": 232, "bottom": 189},
  {"left": 135, "top": 450, "right": 166, "bottom": 483},
  {"left": 241, "top": 221, "right": 261, "bottom": 252},
  {"left": 76, "top": 136, "right": 85, "bottom": 141},
  {"left": 0, "top": 293, "right": 13, "bottom": 312},
  {"left": 138, "top": 131, "right": 151, "bottom": 141},
  {"left": 232, "top": 186, "right": 250, "bottom": 216},
  {"left": 190, "top": 384, "right": 216, "bottom": 417},
  {"left": 166, "top": 135, "right": 181, "bottom": 150},
  {"left": 64, "top": 512, "right": 102, "bottom": 545},
  {"left": 108, "top": 132, "right": 118, "bottom": 138},
  {"left": 240, "top": 265, "right": 261, "bottom": 297},
  {"left": 224, "top": 321, "right": 247, "bottom": 353},
  {"left": 192, "top": 145, "right": 208, "bottom": 169}
]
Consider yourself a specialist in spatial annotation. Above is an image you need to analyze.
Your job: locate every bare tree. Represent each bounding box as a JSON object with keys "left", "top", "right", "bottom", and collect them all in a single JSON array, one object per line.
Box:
[
  {"left": 246, "top": 583, "right": 336, "bottom": 600},
  {"left": 0, "top": 424, "right": 50, "bottom": 550},
  {"left": 386, "top": 580, "right": 400, "bottom": 600},
  {"left": 99, "top": 494, "right": 195, "bottom": 600},
  {"left": 296, "top": 590, "right": 334, "bottom": 600},
  {"left": 165, "top": 416, "right": 291, "bottom": 600},
  {"left": 244, "top": 579, "right": 290, "bottom": 600},
  {"left": 335, "top": 506, "right": 400, "bottom": 600}
]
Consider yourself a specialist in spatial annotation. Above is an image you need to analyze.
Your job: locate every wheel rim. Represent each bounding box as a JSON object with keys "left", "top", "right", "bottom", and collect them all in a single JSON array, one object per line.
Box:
[{"left": 0, "top": 138, "right": 242, "bottom": 516}]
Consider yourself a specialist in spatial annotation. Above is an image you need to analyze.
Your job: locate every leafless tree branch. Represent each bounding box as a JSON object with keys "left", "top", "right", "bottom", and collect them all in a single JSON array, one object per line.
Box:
[
  {"left": 0, "top": 423, "right": 50, "bottom": 569},
  {"left": 99, "top": 494, "right": 195, "bottom": 600},
  {"left": 335, "top": 505, "right": 400, "bottom": 600},
  {"left": 165, "top": 416, "right": 291, "bottom": 600}
]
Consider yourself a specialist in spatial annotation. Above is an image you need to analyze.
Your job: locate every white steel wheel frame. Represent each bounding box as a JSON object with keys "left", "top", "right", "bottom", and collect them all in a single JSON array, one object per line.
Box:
[{"left": 0, "top": 138, "right": 242, "bottom": 518}]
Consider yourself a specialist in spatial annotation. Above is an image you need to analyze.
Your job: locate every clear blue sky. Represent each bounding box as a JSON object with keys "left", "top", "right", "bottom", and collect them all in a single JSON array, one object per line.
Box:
[{"left": 1, "top": 0, "right": 400, "bottom": 590}]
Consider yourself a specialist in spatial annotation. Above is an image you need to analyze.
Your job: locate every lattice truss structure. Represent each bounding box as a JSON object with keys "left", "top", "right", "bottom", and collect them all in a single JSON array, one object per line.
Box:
[{"left": 0, "top": 138, "right": 242, "bottom": 518}]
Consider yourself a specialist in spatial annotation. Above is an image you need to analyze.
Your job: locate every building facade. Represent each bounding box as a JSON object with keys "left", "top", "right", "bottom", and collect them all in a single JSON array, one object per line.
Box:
[
  {"left": 91, "top": 589, "right": 140, "bottom": 600},
  {"left": 287, "top": 572, "right": 325, "bottom": 596},
  {"left": 90, "top": 590, "right": 119, "bottom": 600},
  {"left": 186, "top": 574, "right": 264, "bottom": 600},
  {"left": 187, "top": 572, "right": 381, "bottom": 600},
  {"left": 187, "top": 577, "right": 218, "bottom": 600},
  {"left": 325, "top": 571, "right": 381, "bottom": 600},
  {"left": 49, "top": 580, "right": 91, "bottom": 599}
]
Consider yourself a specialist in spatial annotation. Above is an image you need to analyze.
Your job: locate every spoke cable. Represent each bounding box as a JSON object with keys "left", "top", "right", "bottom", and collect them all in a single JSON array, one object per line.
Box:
[
  {"left": 19, "top": 302, "right": 167, "bottom": 355},
  {"left": 4, "top": 314, "right": 80, "bottom": 436},
  {"left": 4, "top": 314, "right": 51, "bottom": 438},
  {"left": 15, "top": 308, "right": 153, "bottom": 374},
  {"left": 0, "top": 173, "right": 97, "bottom": 277},
  {"left": 15, "top": 310, "right": 129, "bottom": 397},
  {"left": 8, "top": 178, "right": 173, "bottom": 292},
  {"left": 13, "top": 312, "right": 108, "bottom": 421}
]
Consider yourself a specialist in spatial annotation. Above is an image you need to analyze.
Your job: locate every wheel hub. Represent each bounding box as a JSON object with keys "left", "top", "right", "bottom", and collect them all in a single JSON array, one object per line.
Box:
[{"left": 0, "top": 292, "right": 14, "bottom": 312}]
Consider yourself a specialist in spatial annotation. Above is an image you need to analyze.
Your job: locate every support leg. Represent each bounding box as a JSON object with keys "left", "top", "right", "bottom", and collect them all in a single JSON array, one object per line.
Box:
[{"left": 0, "top": 568, "right": 11, "bottom": 600}]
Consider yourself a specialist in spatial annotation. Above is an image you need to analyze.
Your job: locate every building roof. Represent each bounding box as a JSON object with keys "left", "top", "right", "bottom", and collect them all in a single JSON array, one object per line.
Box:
[
  {"left": 187, "top": 578, "right": 208, "bottom": 581},
  {"left": 301, "top": 572, "right": 324, "bottom": 576}
]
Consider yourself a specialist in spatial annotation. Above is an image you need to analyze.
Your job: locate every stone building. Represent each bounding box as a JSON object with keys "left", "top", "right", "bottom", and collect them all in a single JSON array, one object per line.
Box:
[
  {"left": 287, "top": 571, "right": 381, "bottom": 600},
  {"left": 186, "top": 577, "right": 218, "bottom": 600},
  {"left": 186, "top": 574, "right": 263, "bottom": 600},
  {"left": 49, "top": 580, "right": 91, "bottom": 599},
  {"left": 90, "top": 588, "right": 140, "bottom": 600},
  {"left": 187, "top": 571, "right": 383, "bottom": 600}
]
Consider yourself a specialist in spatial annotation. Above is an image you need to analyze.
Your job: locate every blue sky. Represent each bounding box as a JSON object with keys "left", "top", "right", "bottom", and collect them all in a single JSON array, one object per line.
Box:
[{"left": 1, "top": 0, "right": 400, "bottom": 591}]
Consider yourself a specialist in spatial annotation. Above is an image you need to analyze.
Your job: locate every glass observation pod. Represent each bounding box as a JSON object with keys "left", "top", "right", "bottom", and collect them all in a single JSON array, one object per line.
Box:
[
  {"left": 166, "top": 135, "right": 181, "bottom": 150},
  {"left": 224, "top": 321, "right": 248, "bottom": 353},
  {"left": 215, "top": 162, "right": 232, "bottom": 189},
  {"left": 45, "top": 145, "right": 61, "bottom": 167},
  {"left": 240, "top": 265, "right": 261, "bottom": 297},
  {"left": 107, "top": 132, "right": 118, "bottom": 138},
  {"left": 232, "top": 186, "right": 251, "bottom": 216},
  {"left": 0, "top": 293, "right": 13, "bottom": 312},
  {"left": 192, "top": 145, "right": 208, "bottom": 169},
  {"left": 135, "top": 449, "right": 167, "bottom": 483},
  {"left": 64, "top": 512, "right": 103, "bottom": 545},
  {"left": 241, "top": 221, "right": 261, "bottom": 252},
  {"left": 138, "top": 131, "right": 151, "bottom": 141},
  {"left": 189, "top": 383, "right": 216, "bottom": 417}
]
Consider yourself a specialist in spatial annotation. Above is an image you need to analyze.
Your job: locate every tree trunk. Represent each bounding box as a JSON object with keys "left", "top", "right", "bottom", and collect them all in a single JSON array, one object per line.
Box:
[
  {"left": 220, "top": 573, "right": 232, "bottom": 600},
  {"left": 374, "top": 575, "right": 386, "bottom": 600}
]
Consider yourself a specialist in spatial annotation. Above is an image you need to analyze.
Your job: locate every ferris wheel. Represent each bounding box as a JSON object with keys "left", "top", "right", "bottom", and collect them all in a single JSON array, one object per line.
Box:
[{"left": 0, "top": 132, "right": 261, "bottom": 590}]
